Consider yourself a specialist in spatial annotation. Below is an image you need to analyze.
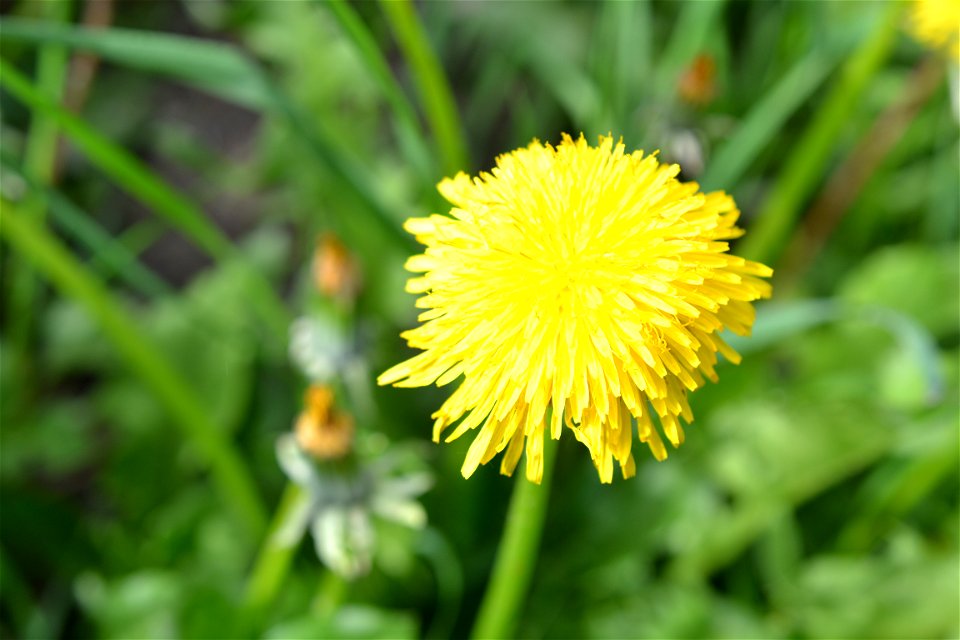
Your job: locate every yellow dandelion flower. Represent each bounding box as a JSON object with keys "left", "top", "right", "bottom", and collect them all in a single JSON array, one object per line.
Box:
[
  {"left": 379, "top": 134, "right": 772, "bottom": 484},
  {"left": 909, "top": 0, "right": 960, "bottom": 62}
]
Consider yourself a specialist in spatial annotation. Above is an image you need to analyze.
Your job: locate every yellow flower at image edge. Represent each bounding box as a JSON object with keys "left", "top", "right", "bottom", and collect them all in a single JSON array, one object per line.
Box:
[
  {"left": 910, "top": 0, "right": 960, "bottom": 62},
  {"left": 379, "top": 134, "right": 772, "bottom": 484}
]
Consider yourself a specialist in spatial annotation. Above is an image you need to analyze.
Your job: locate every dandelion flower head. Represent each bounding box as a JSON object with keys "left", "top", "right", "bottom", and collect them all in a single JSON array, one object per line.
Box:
[
  {"left": 379, "top": 134, "right": 772, "bottom": 484},
  {"left": 909, "top": 0, "right": 960, "bottom": 62}
]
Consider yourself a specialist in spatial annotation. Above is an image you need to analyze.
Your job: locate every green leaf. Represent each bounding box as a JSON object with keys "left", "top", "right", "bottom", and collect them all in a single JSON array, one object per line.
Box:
[
  {"left": 702, "top": 49, "right": 840, "bottom": 191},
  {"left": 265, "top": 606, "right": 419, "bottom": 640},
  {"left": 0, "top": 18, "right": 272, "bottom": 108},
  {"left": 797, "top": 552, "right": 960, "bottom": 639},
  {"left": 839, "top": 243, "right": 960, "bottom": 339},
  {"left": 380, "top": 0, "right": 469, "bottom": 175},
  {"left": 739, "top": 2, "right": 904, "bottom": 265}
]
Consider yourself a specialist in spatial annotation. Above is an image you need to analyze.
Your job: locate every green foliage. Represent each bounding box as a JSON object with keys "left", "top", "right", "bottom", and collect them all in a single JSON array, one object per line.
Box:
[{"left": 1, "top": 1, "right": 957, "bottom": 639}]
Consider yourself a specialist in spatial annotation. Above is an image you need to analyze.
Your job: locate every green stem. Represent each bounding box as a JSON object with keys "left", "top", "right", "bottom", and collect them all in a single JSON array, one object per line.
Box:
[
  {"left": 240, "top": 483, "right": 307, "bottom": 632},
  {"left": 9, "top": 0, "right": 72, "bottom": 395},
  {"left": 21, "top": 1, "right": 71, "bottom": 200},
  {"left": 379, "top": 0, "right": 469, "bottom": 176},
  {"left": 471, "top": 437, "right": 558, "bottom": 640},
  {"left": 313, "top": 570, "right": 348, "bottom": 619},
  {"left": 0, "top": 203, "right": 267, "bottom": 537},
  {"left": 738, "top": 2, "right": 903, "bottom": 266},
  {"left": 324, "top": 0, "right": 435, "bottom": 181}
]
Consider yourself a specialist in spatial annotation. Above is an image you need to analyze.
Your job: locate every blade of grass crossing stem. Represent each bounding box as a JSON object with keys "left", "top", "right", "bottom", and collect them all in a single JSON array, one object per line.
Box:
[
  {"left": 1, "top": 160, "right": 171, "bottom": 297},
  {"left": 0, "top": 204, "right": 267, "bottom": 536},
  {"left": 0, "top": 19, "right": 412, "bottom": 248},
  {"left": 701, "top": 49, "right": 840, "bottom": 191},
  {"left": 45, "top": 191, "right": 171, "bottom": 297},
  {"left": 738, "top": 2, "right": 903, "bottom": 265},
  {"left": 108, "top": 218, "right": 167, "bottom": 262},
  {"left": 0, "top": 59, "right": 227, "bottom": 257},
  {"left": 379, "top": 0, "right": 469, "bottom": 176},
  {"left": 20, "top": 6, "right": 70, "bottom": 214},
  {"left": 656, "top": 0, "right": 726, "bottom": 99},
  {"left": 9, "top": 0, "right": 72, "bottom": 382},
  {"left": 323, "top": 0, "right": 435, "bottom": 181},
  {"left": 0, "top": 59, "right": 291, "bottom": 339}
]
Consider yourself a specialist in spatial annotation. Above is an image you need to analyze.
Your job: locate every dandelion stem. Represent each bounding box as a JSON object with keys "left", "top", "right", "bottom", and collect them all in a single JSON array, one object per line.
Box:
[
  {"left": 240, "top": 482, "right": 307, "bottom": 631},
  {"left": 471, "top": 437, "right": 558, "bottom": 640}
]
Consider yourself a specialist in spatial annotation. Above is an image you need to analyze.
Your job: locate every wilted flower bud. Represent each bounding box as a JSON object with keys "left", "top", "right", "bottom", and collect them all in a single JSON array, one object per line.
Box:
[
  {"left": 294, "top": 385, "right": 355, "bottom": 460},
  {"left": 312, "top": 233, "right": 360, "bottom": 301},
  {"left": 678, "top": 54, "right": 717, "bottom": 106}
]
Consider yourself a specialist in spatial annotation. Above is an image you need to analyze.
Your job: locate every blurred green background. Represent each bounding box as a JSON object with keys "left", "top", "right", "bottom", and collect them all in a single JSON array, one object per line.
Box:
[{"left": 1, "top": 1, "right": 958, "bottom": 638}]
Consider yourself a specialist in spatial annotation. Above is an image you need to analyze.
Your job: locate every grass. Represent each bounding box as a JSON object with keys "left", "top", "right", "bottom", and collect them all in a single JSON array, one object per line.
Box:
[{"left": 0, "top": 1, "right": 957, "bottom": 639}]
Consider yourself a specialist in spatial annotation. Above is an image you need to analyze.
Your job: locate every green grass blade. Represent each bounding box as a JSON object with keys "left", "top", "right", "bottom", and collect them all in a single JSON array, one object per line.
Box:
[
  {"left": 701, "top": 49, "right": 840, "bottom": 191},
  {"left": 0, "top": 203, "right": 267, "bottom": 536},
  {"left": 264, "top": 86, "right": 416, "bottom": 250},
  {"left": 656, "top": 0, "right": 727, "bottom": 99},
  {"left": 738, "top": 3, "right": 904, "bottom": 265},
  {"left": 20, "top": 8, "right": 70, "bottom": 203},
  {"left": 0, "top": 18, "right": 272, "bottom": 109},
  {"left": 46, "top": 190, "right": 172, "bottom": 298},
  {"left": 323, "top": 0, "right": 435, "bottom": 180},
  {"left": 240, "top": 483, "right": 305, "bottom": 634},
  {"left": 0, "top": 19, "right": 412, "bottom": 250},
  {"left": 8, "top": 0, "right": 72, "bottom": 386},
  {"left": 1, "top": 158, "right": 171, "bottom": 298},
  {"left": 594, "top": 0, "right": 648, "bottom": 137},
  {"left": 0, "top": 59, "right": 291, "bottom": 339},
  {"left": 380, "top": 0, "right": 469, "bottom": 175},
  {"left": 0, "top": 58, "right": 230, "bottom": 257}
]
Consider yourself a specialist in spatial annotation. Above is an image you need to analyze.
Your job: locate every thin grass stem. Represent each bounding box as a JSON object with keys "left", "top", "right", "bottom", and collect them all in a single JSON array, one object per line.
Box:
[
  {"left": 0, "top": 59, "right": 292, "bottom": 341},
  {"left": 9, "top": 0, "right": 72, "bottom": 390},
  {"left": 379, "top": 0, "right": 468, "bottom": 176},
  {"left": 324, "top": 0, "right": 435, "bottom": 181},
  {"left": 738, "top": 2, "right": 904, "bottom": 266},
  {"left": 0, "top": 203, "right": 267, "bottom": 536},
  {"left": 240, "top": 483, "right": 307, "bottom": 632}
]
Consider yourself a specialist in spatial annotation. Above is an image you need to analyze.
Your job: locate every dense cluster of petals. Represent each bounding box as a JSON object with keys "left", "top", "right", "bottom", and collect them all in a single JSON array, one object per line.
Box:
[{"left": 380, "top": 134, "right": 772, "bottom": 483}]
